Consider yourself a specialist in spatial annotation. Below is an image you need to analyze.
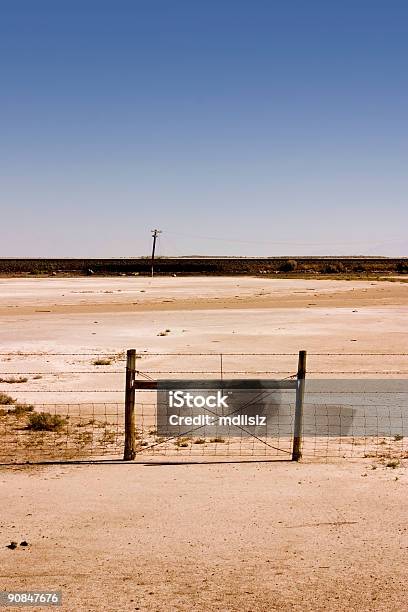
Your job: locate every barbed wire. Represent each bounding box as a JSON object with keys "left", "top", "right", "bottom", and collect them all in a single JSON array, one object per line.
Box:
[
  {"left": 2, "top": 370, "right": 407, "bottom": 377},
  {"left": 125, "top": 369, "right": 408, "bottom": 374},
  {"left": 1, "top": 352, "right": 408, "bottom": 357},
  {"left": 1, "top": 389, "right": 405, "bottom": 394},
  {"left": 0, "top": 371, "right": 124, "bottom": 375},
  {"left": 1, "top": 368, "right": 407, "bottom": 388},
  {"left": 134, "top": 352, "right": 408, "bottom": 357},
  {"left": 0, "top": 352, "right": 125, "bottom": 357},
  {"left": 0, "top": 389, "right": 123, "bottom": 393}
]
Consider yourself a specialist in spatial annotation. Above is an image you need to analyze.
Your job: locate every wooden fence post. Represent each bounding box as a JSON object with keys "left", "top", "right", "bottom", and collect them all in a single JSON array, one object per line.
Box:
[
  {"left": 292, "top": 350, "right": 307, "bottom": 461},
  {"left": 123, "top": 349, "right": 136, "bottom": 460}
]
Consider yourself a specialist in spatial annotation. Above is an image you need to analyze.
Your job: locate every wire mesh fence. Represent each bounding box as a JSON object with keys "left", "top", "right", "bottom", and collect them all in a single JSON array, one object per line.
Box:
[
  {"left": 131, "top": 394, "right": 407, "bottom": 462},
  {"left": 134, "top": 400, "right": 294, "bottom": 459},
  {"left": 1, "top": 400, "right": 406, "bottom": 464},
  {"left": 0, "top": 350, "right": 407, "bottom": 464},
  {"left": 0, "top": 403, "right": 124, "bottom": 463}
]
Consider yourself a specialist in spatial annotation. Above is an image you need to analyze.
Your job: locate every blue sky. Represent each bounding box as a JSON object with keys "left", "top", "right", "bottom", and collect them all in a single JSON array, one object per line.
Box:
[{"left": 1, "top": 1, "right": 407, "bottom": 256}]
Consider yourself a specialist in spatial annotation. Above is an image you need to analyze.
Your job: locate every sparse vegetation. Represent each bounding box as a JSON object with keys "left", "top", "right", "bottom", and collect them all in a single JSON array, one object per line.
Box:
[
  {"left": 96, "top": 420, "right": 109, "bottom": 428},
  {"left": 77, "top": 419, "right": 96, "bottom": 427},
  {"left": 396, "top": 262, "right": 408, "bottom": 274},
  {"left": 1, "top": 257, "right": 405, "bottom": 276},
  {"left": 92, "top": 358, "right": 112, "bottom": 366},
  {"left": 0, "top": 392, "right": 16, "bottom": 405},
  {"left": 385, "top": 459, "right": 400, "bottom": 469},
  {"left": 174, "top": 437, "right": 190, "bottom": 447},
  {"left": 27, "top": 411, "right": 67, "bottom": 432},
  {"left": 0, "top": 376, "right": 28, "bottom": 384},
  {"left": 193, "top": 438, "right": 206, "bottom": 444},
  {"left": 394, "top": 434, "right": 404, "bottom": 441},
  {"left": 8, "top": 404, "right": 34, "bottom": 417},
  {"left": 323, "top": 262, "right": 346, "bottom": 274},
  {"left": 210, "top": 437, "right": 225, "bottom": 443},
  {"left": 0, "top": 391, "right": 36, "bottom": 419},
  {"left": 279, "top": 259, "right": 298, "bottom": 272},
  {"left": 76, "top": 431, "right": 93, "bottom": 445},
  {"left": 101, "top": 430, "right": 116, "bottom": 444}
]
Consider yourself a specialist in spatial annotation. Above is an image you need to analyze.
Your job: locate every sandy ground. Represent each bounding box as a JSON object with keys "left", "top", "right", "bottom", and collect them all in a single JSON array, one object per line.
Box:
[
  {"left": 0, "top": 276, "right": 407, "bottom": 315},
  {"left": 0, "top": 277, "right": 407, "bottom": 407},
  {"left": 1, "top": 461, "right": 407, "bottom": 612},
  {"left": 1, "top": 276, "right": 407, "bottom": 610}
]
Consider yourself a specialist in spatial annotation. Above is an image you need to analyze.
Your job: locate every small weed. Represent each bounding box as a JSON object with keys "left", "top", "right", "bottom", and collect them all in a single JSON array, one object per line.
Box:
[
  {"left": 0, "top": 393, "right": 16, "bottom": 405},
  {"left": 93, "top": 359, "right": 112, "bottom": 366},
  {"left": 193, "top": 438, "right": 206, "bottom": 444},
  {"left": 77, "top": 419, "right": 96, "bottom": 427},
  {"left": 394, "top": 434, "right": 404, "bottom": 441},
  {"left": 101, "top": 430, "right": 116, "bottom": 444},
  {"left": 27, "top": 412, "right": 67, "bottom": 431},
  {"left": 76, "top": 431, "right": 93, "bottom": 445},
  {"left": 8, "top": 403, "right": 34, "bottom": 417},
  {"left": 174, "top": 437, "right": 190, "bottom": 447},
  {"left": 210, "top": 437, "right": 225, "bottom": 443},
  {"left": 96, "top": 420, "right": 109, "bottom": 428},
  {"left": 33, "top": 375, "right": 42, "bottom": 380},
  {"left": 0, "top": 376, "right": 28, "bottom": 384},
  {"left": 157, "top": 331, "right": 168, "bottom": 337},
  {"left": 385, "top": 459, "right": 400, "bottom": 469}
]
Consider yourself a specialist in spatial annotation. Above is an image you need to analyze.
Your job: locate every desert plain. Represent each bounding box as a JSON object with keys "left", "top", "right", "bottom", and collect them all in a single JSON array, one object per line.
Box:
[{"left": 0, "top": 275, "right": 407, "bottom": 611}]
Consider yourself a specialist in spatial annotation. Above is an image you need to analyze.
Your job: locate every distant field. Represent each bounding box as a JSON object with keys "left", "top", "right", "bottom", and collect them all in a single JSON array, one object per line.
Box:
[{"left": 0, "top": 256, "right": 407, "bottom": 276}]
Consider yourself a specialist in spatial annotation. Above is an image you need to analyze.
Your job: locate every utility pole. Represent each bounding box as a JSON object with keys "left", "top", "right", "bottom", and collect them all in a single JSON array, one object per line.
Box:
[{"left": 150, "top": 229, "right": 162, "bottom": 277}]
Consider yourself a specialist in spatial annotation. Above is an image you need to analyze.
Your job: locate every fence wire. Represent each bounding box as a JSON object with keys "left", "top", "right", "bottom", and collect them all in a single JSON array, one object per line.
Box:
[
  {"left": 0, "top": 351, "right": 407, "bottom": 464},
  {"left": 1, "top": 400, "right": 406, "bottom": 464}
]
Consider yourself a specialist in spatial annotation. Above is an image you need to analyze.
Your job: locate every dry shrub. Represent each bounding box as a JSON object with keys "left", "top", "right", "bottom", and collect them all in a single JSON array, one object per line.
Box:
[
  {"left": 0, "top": 392, "right": 16, "bottom": 405},
  {"left": 279, "top": 259, "right": 298, "bottom": 272},
  {"left": 27, "top": 412, "right": 67, "bottom": 431},
  {"left": 8, "top": 404, "right": 34, "bottom": 417},
  {"left": 93, "top": 359, "right": 112, "bottom": 366}
]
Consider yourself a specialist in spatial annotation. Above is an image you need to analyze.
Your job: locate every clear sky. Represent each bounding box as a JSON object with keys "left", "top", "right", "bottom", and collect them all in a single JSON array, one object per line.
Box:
[{"left": 1, "top": 0, "right": 407, "bottom": 257}]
